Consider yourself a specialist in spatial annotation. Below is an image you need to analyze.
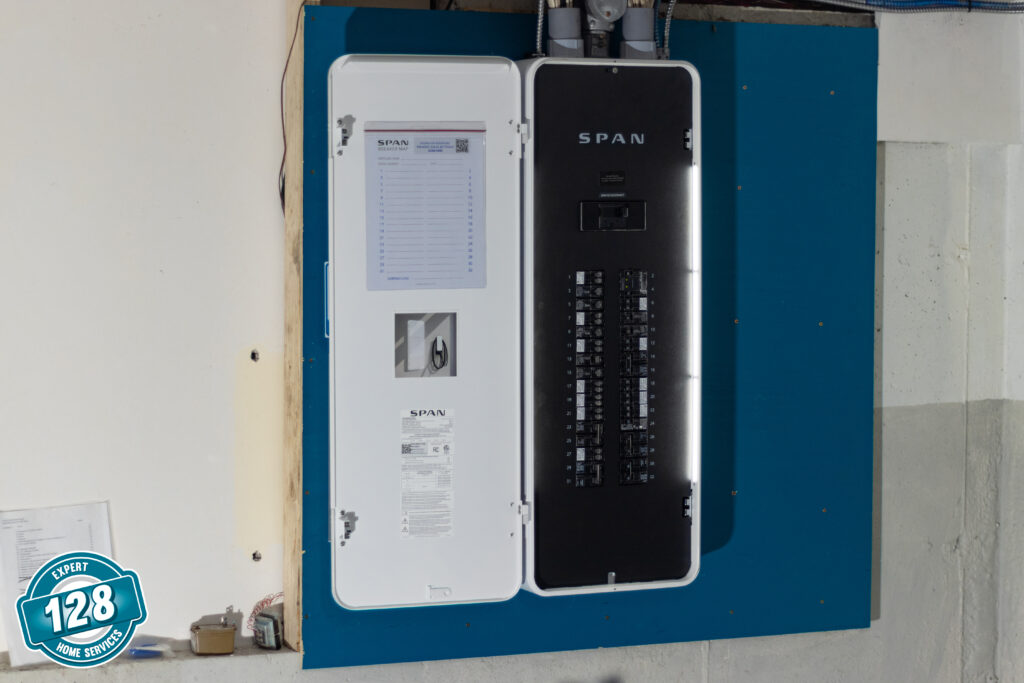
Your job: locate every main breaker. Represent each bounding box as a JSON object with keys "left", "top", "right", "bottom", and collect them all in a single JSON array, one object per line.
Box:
[{"left": 327, "top": 55, "right": 700, "bottom": 609}]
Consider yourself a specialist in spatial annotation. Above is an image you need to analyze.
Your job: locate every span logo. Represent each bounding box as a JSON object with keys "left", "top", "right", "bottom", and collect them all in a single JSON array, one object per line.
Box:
[
  {"left": 16, "top": 551, "right": 147, "bottom": 668},
  {"left": 377, "top": 138, "right": 410, "bottom": 151},
  {"left": 578, "top": 132, "right": 645, "bottom": 145},
  {"left": 409, "top": 409, "right": 447, "bottom": 417}
]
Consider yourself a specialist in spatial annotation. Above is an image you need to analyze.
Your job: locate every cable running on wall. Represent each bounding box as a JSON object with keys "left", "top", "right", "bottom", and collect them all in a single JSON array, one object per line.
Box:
[{"left": 279, "top": 2, "right": 306, "bottom": 213}]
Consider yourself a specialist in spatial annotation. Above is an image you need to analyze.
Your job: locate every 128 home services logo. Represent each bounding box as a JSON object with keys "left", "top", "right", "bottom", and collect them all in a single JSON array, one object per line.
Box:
[{"left": 16, "top": 551, "right": 147, "bottom": 667}]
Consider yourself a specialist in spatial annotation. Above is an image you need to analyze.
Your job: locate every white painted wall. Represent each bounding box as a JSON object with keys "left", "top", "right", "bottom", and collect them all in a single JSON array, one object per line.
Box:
[
  {"left": 877, "top": 143, "right": 969, "bottom": 406},
  {"left": 878, "top": 142, "right": 1024, "bottom": 406},
  {"left": 1000, "top": 147, "right": 1024, "bottom": 400},
  {"left": 3, "top": 3, "right": 1024, "bottom": 681},
  {"left": 877, "top": 15, "right": 1024, "bottom": 145},
  {"left": 0, "top": 0, "right": 288, "bottom": 652}
]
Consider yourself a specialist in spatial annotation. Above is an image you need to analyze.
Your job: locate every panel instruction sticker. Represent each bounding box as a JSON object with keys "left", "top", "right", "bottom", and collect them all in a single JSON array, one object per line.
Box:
[
  {"left": 365, "top": 123, "right": 486, "bottom": 291},
  {"left": 400, "top": 410, "right": 454, "bottom": 538}
]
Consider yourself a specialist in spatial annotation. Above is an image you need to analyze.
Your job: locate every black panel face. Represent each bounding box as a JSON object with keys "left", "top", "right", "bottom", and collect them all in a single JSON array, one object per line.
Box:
[{"left": 531, "top": 63, "right": 695, "bottom": 590}]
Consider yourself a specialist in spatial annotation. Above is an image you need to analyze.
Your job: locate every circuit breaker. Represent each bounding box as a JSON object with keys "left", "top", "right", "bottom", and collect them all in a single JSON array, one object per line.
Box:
[{"left": 327, "top": 55, "right": 700, "bottom": 609}]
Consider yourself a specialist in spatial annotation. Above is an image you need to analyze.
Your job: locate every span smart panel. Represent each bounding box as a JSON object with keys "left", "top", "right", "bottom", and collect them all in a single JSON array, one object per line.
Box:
[
  {"left": 328, "top": 54, "right": 699, "bottom": 606},
  {"left": 303, "top": 6, "right": 876, "bottom": 669}
]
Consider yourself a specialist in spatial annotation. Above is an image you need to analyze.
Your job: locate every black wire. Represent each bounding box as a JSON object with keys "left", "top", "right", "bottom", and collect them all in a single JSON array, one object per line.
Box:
[
  {"left": 444, "top": 0, "right": 456, "bottom": 9},
  {"left": 279, "top": 2, "right": 306, "bottom": 213},
  {"left": 431, "top": 339, "right": 449, "bottom": 371}
]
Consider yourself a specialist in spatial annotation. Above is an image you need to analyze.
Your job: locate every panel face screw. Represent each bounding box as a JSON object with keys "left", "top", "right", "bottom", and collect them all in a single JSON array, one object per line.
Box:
[{"left": 252, "top": 550, "right": 262, "bottom": 562}]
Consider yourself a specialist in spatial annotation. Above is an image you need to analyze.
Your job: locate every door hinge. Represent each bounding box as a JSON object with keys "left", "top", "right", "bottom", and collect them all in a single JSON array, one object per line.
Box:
[
  {"left": 683, "top": 484, "right": 694, "bottom": 525},
  {"left": 684, "top": 128, "right": 693, "bottom": 151},
  {"left": 518, "top": 121, "right": 531, "bottom": 146},
  {"left": 518, "top": 501, "right": 532, "bottom": 525},
  {"left": 333, "top": 114, "right": 355, "bottom": 158},
  {"left": 335, "top": 508, "right": 358, "bottom": 546}
]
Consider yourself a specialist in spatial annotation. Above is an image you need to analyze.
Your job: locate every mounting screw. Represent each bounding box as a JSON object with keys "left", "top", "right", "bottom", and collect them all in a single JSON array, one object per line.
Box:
[
  {"left": 250, "top": 349, "right": 260, "bottom": 362},
  {"left": 252, "top": 550, "right": 262, "bottom": 562}
]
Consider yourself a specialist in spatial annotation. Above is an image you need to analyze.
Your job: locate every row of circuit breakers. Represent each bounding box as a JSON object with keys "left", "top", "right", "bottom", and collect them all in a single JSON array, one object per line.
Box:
[{"left": 327, "top": 55, "right": 701, "bottom": 609}]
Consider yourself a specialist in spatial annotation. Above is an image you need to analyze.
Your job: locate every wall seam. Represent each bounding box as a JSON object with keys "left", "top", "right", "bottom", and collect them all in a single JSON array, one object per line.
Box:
[
  {"left": 960, "top": 144, "right": 973, "bottom": 683},
  {"left": 990, "top": 144, "right": 1014, "bottom": 682},
  {"left": 993, "top": 401, "right": 1004, "bottom": 683}
]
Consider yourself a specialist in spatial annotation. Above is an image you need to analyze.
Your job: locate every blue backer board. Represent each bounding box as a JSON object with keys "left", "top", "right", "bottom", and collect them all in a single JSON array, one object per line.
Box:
[{"left": 302, "top": 6, "right": 877, "bottom": 669}]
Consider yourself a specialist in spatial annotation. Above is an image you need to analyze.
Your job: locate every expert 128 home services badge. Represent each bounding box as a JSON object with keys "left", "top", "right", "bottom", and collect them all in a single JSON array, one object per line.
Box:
[{"left": 16, "top": 551, "right": 147, "bottom": 668}]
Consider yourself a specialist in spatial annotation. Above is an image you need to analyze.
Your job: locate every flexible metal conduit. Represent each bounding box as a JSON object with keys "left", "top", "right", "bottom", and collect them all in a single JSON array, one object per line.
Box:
[{"left": 536, "top": 0, "right": 546, "bottom": 55}]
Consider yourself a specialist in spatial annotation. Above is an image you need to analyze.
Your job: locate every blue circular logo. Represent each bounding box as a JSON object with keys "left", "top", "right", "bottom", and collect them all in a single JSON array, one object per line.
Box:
[{"left": 15, "top": 551, "right": 147, "bottom": 668}]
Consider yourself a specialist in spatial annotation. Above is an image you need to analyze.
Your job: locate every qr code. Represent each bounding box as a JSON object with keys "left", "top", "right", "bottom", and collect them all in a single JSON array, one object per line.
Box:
[
  {"left": 455, "top": 138, "right": 469, "bottom": 153},
  {"left": 401, "top": 444, "right": 413, "bottom": 454}
]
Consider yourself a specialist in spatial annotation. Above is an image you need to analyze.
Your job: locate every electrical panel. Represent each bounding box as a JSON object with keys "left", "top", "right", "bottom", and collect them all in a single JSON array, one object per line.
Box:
[
  {"left": 327, "top": 55, "right": 700, "bottom": 609},
  {"left": 520, "top": 59, "right": 701, "bottom": 594}
]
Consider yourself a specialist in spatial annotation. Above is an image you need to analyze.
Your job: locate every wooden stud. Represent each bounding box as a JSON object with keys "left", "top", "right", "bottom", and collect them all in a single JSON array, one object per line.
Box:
[{"left": 283, "top": 0, "right": 320, "bottom": 654}]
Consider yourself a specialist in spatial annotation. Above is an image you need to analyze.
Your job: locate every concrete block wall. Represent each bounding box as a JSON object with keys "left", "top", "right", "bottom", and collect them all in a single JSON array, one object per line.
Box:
[{"left": 3, "top": 7, "right": 1024, "bottom": 683}]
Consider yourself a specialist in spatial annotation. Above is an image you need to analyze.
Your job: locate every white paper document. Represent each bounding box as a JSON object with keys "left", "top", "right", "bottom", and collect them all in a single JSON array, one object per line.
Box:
[
  {"left": 0, "top": 502, "right": 112, "bottom": 667},
  {"left": 365, "top": 122, "right": 486, "bottom": 291}
]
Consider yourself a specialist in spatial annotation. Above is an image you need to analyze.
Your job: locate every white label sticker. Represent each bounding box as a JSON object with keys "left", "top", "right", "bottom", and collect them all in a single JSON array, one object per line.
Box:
[
  {"left": 400, "top": 410, "right": 454, "bottom": 538},
  {"left": 365, "top": 125, "right": 486, "bottom": 291}
]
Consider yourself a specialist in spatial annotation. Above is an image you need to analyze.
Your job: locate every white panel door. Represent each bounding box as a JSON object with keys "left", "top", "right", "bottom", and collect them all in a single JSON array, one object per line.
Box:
[{"left": 328, "top": 55, "right": 523, "bottom": 609}]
